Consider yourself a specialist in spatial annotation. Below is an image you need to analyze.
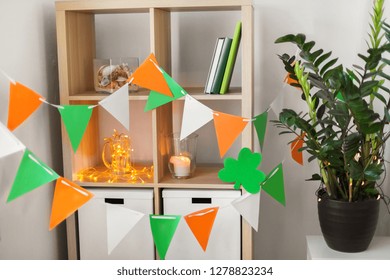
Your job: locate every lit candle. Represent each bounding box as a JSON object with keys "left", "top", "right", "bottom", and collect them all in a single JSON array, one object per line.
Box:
[{"left": 170, "top": 155, "right": 191, "bottom": 177}]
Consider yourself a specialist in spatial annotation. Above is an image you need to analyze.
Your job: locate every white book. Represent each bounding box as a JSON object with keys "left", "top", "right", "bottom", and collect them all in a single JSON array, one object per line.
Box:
[{"left": 204, "top": 38, "right": 225, "bottom": 94}]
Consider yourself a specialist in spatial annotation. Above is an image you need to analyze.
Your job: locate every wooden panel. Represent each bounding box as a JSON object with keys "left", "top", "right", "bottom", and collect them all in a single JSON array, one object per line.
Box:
[
  {"left": 56, "top": 0, "right": 254, "bottom": 260},
  {"left": 241, "top": 5, "right": 254, "bottom": 149},
  {"left": 56, "top": 0, "right": 252, "bottom": 12},
  {"left": 70, "top": 101, "right": 100, "bottom": 177},
  {"left": 65, "top": 12, "right": 96, "bottom": 95},
  {"left": 241, "top": 5, "right": 254, "bottom": 260},
  {"left": 150, "top": 8, "right": 172, "bottom": 183}
]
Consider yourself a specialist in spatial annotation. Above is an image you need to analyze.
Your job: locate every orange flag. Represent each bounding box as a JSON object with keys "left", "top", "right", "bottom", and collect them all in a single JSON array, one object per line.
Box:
[
  {"left": 184, "top": 207, "right": 219, "bottom": 251},
  {"left": 128, "top": 53, "right": 172, "bottom": 97},
  {"left": 49, "top": 177, "right": 94, "bottom": 230},
  {"left": 213, "top": 111, "right": 248, "bottom": 158},
  {"left": 284, "top": 73, "right": 298, "bottom": 86},
  {"left": 7, "top": 82, "right": 43, "bottom": 131},
  {"left": 291, "top": 133, "right": 305, "bottom": 165}
]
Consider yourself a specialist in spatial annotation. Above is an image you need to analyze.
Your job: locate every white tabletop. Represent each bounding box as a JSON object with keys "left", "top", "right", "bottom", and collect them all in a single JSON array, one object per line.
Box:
[{"left": 306, "top": 235, "right": 390, "bottom": 260}]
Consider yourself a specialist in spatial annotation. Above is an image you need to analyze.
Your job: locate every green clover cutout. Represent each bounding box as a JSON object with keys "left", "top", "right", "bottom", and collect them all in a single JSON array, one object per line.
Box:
[{"left": 218, "top": 147, "right": 266, "bottom": 194}]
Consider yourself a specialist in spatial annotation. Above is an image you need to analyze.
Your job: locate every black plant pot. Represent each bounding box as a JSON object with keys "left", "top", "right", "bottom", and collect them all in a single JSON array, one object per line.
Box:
[{"left": 317, "top": 195, "right": 380, "bottom": 253}]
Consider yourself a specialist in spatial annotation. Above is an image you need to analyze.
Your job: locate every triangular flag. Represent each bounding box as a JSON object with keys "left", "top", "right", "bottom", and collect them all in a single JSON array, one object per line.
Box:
[
  {"left": 99, "top": 83, "right": 129, "bottom": 130},
  {"left": 336, "top": 91, "right": 344, "bottom": 101},
  {"left": 291, "top": 133, "right": 305, "bottom": 165},
  {"left": 270, "top": 91, "right": 284, "bottom": 116},
  {"left": 213, "top": 111, "right": 248, "bottom": 158},
  {"left": 284, "top": 72, "right": 298, "bottom": 87},
  {"left": 231, "top": 192, "right": 260, "bottom": 231},
  {"left": 149, "top": 215, "right": 181, "bottom": 260},
  {"left": 144, "top": 69, "right": 186, "bottom": 111},
  {"left": 184, "top": 207, "right": 219, "bottom": 251},
  {"left": 130, "top": 53, "right": 172, "bottom": 97},
  {"left": 253, "top": 111, "right": 268, "bottom": 151},
  {"left": 106, "top": 203, "right": 145, "bottom": 255},
  {"left": 0, "top": 122, "right": 25, "bottom": 159},
  {"left": 49, "top": 177, "right": 93, "bottom": 230},
  {"left": 261, "top": 163, "right": 285, "bottom": 206},
  {"left": 7, "top": 149, "right": 59, "bottom": 202},
  {"left": 58, "top": 105, "right": 93, "bottom": 152},
  {"left": 7, "top": 82, "right": 43, "bottom": 131},
  {"left": 180, "top": 95, "right": 214, "bottom": 140}
]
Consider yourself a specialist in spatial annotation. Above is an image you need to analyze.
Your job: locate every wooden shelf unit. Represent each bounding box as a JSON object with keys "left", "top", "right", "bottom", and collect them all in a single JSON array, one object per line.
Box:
[{"left": 55, "top": 0, "right": 253, "bottom": 260}]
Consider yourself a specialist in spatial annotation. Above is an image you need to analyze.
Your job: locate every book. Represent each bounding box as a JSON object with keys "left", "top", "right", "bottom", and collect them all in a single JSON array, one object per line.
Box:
[
  {"left": 220, "top": 21, "right": 242, "bottom": 94},
  {"left": 204, "top": 38, "right": 225, "bottom": 94},
  {"left": 210, "top": 37, "right": 232, "bottom": 94},
  {"left": 204, "top": 37, "right": 232, "bottom": 94}
]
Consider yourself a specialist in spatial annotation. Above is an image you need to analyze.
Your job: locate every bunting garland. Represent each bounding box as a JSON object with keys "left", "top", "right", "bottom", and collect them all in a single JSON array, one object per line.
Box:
[
  {"left": 290, "top": 133, "right": 305, "bottom": 166},
  {"left": 58, "top": 105, "right": 94, "bottom": 153},
  {"left": 150, "top": 215, "right": 181, "bottom": 260},
  {"left": 184, "top": 207, "right": 219, "bottom": 251},
  {"left": 180, "top": 95, "right": 214, "bottom": 140},
  {"left": 144, "top": 69, "right": 186, "bottom": 112},
  {"left": 0, "top": 50, "right": 294, "bottom": 258},
  {"left": 7, "top": 81, "right": 43, "bottom": 131},
  {"left": 49, "top": 177, "right": 94, "bottom": 230},
  {"left": 99, "top": 83, "right": 130, "bottom": 131},
  {"left": 0, "top": 121, "right": 25, "bottom": 159},
  {"left": 213, "top": 112, "right": 249, "bottom": 158},
  {"left": 129, "top": 53, "right": 173, "bottom": 97},
  {"left": 106, "top": 202, "right": 145, "bottom": 255},
  {"left": 7, "top": 149, "right": 59, "bottom": 202}
]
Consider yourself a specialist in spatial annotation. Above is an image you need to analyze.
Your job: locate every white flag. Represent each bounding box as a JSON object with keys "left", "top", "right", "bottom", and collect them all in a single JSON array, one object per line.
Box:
[
  {"left": 231, "top": 192, "right": 261, "bottom": 231},
  {"left": 180, "top": 95, "right": 213, "bottom": 140},
  {"left": 106, "top": 202, "right": 144, "bottom": 255},
  {"left": 0, "top": 121, "right": 25, "bottom": 159},
  {"left": 99, "top": 83, "right": 130, "bottom": 131}
]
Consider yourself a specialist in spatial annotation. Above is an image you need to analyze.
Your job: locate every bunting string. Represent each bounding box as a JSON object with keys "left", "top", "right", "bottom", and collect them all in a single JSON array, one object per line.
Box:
[{"left": 0, "top": 51, "right": 291, "bottom": 259}]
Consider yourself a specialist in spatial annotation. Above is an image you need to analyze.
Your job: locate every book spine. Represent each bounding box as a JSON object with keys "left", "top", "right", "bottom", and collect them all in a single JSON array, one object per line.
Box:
[
  {"left": 204, "top": 38, "right": 225, "bottom": 94},
  {"left": 210, "top": 37, "right": 232, "bottom": 94},
  {"left": 220, "top": 22, "right": 242, "bottom": 94}
]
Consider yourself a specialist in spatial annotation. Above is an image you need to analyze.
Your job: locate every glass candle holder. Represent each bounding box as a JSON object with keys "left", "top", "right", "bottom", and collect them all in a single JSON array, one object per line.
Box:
[
  {"left": 93, "top": 57, "right": 139, "bottom": 94},
  {"left": 167, "top": 133, "right": 198, "bottom": 179}
]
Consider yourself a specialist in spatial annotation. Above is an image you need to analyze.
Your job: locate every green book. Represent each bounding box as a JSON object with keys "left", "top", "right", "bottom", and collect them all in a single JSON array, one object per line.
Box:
[
  {"left": 210, "top": 37, "right": 232, "bottom": 94},
  {"left": 220, "top": 21, "right": 242, "bottom": 94}
]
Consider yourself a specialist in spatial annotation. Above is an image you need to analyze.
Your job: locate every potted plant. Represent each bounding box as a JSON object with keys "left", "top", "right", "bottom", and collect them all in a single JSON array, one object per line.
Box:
[{"left": 274, "top": 0, "right": 390, "bottom": 252}]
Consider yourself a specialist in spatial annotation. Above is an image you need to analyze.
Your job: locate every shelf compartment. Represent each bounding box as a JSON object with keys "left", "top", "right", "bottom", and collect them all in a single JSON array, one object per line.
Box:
[
  {"left": 159, "top": 165, "right": 233, "bottom": 188},
  {"left": 66, "top": 87, "right": 243, "bottom": 102},
  {"left": 56, "top": 0, "right": 251, "bottom": 13},
  {"left": 74, "top": 164, "right": 154, "bottom": 185}
]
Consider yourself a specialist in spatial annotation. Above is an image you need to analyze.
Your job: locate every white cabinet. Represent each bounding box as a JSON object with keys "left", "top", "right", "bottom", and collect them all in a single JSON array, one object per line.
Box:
[
  {"left": 78, "top": 188, "right": 154, "bottom": 260},
  {"left": 163, "top": 189, "right": 241, "bottom": 259}
]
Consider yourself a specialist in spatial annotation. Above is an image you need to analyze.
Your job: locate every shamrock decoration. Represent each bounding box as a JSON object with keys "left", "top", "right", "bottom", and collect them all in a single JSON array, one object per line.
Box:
[{"left": 218, "top": 147, "right": 266, "bottom": 194}]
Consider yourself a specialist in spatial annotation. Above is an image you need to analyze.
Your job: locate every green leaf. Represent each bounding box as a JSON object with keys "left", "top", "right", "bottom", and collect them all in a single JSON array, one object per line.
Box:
[
  {"left": 314, "top": 51, "right": 332, "bottom": 68},
  {"left": 275, "top": 34, "right": 296, "bottom": 44},
  {"left": 306, "top": 173, "right": 322, "bottom": 181},
  {"left": 319, "top": 58, "right": 338, "bottom": 76},
  {"left": 348, "top": 160, "right": 364, "bottom": 180},
  {"left": 302, "top": 41, "right": 315, "bottom": 52},
  {"left": 364, "top": 163, "right": 384, "bottom": 181}
]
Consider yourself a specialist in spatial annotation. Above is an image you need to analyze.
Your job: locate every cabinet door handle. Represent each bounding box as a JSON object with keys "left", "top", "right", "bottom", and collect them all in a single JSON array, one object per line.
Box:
[
  {"left": 192, "top": 197, "right": 212, "bottom": 204},
  {"left": 105, "top": 198, "right": 124, "bottom": 205}
]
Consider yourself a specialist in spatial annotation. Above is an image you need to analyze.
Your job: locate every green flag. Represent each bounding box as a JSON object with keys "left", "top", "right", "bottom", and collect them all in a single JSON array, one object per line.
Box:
[
  {"left": 58, "top": 105, "right": 93, "bottom": 152},
  {"left": 149, "top": 215, "right": 181, "bottom": 260},
  {"left": 261, "top": 163, "right": 285, "bottom": 206},
  {"left": 7, "top": 149, "right": 59, "bottom": 202},
  {"left": 144, "top": 70, "right": 186, "bottom": 111},
  {"left": 253, "top": 110, "right": 268, "bottom": 151}
]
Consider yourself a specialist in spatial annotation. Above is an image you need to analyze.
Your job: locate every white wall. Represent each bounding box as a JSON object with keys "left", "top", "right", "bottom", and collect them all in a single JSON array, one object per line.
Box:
[
  {"left": 254, "top": 0, "right": 390, "bottom": 259},
  {"left": 0, "top": 0, "right": 389, "bottom": 260},
  {"left": 0, "top": 0, "right": 66, "bottom": 259}
]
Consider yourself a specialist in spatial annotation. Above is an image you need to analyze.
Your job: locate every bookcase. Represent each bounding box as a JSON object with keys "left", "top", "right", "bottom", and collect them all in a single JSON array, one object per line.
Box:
[{"left": 55, "top": 0, "right": 253, "bottom": 260}]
